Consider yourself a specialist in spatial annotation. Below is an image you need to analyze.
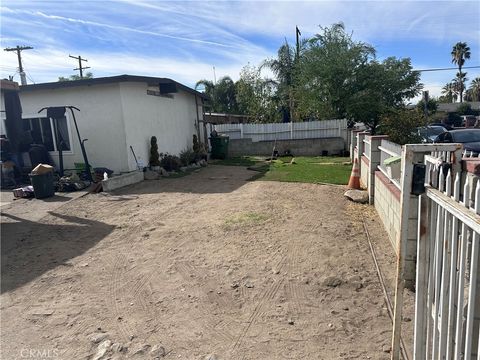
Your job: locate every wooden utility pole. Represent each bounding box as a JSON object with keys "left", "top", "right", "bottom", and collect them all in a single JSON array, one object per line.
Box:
[
  {"left": 295, "top": 26, "right": 301, "bottom": 59},
  {"left": 69, "top": 54, "right": 90, "bottom": 78},
  {"left": 4, "top": 45, "right": 33, "bottom": 85}
]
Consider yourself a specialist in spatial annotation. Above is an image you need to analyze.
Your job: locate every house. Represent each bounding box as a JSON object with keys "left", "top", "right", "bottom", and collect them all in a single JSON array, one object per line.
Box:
[{"left": 16, "top": 75, "right": 207, "bottom": 173}]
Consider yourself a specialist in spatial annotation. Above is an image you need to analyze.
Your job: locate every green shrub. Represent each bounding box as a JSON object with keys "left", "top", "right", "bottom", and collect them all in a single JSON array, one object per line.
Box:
[
  {"left": 445, "top": 112, "right": 463, "bottom": 127},
  {"left": 160, "top": 153, "right": 182, "bottom": 171},
  {"left": 456, "top": 103, "right": 474, "bottom": 116},
  {"left": 379, "top": 109, "right": 423, "bottom": 145},
  {"left": 149, "top": 136, "right": 161, "bottom": 167},
  {"left": 179, "top": 148, "right": 196, "bottom": 166},
  {"left": 193, "top": 135, "right": 208, "bottom": 161}
]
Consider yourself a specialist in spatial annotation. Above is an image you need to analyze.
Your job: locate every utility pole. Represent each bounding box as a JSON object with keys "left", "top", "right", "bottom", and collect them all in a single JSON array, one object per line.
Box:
[
  {"left": 295, "top": 26, "right": 301, "bottom": 59},
  {"left": 69, "top": 54, "right": 90, "bottom": 78},
  {"left": 4, "top": 45, "right": 33, "bottom": 85}
]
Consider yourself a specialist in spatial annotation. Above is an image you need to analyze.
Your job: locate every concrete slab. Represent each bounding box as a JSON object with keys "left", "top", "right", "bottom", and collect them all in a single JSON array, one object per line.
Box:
[{"left": 1, "top": 189, "right": 88, "bottom": 223}]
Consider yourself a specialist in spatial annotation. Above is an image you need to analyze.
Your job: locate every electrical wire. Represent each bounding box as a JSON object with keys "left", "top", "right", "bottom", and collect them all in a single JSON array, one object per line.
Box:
[{"left": 415, "top": 65, "right": 480, "bottom": 73}]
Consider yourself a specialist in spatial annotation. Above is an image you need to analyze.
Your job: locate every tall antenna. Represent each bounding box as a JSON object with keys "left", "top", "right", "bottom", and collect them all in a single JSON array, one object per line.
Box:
[
  {"left": 213, "top": 66, "right": 217, "bottom": 85},
  {"left": 69, "top": 54, "right": 91, "bottom": 78},
  {"left": 4, "top": 45, "right": 33, "bottom": 85}
]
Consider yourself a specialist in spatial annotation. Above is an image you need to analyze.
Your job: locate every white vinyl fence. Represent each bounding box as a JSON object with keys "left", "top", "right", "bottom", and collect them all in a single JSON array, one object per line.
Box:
[{"left": 214, "top": 119, "right": 348, "bottom": 143}]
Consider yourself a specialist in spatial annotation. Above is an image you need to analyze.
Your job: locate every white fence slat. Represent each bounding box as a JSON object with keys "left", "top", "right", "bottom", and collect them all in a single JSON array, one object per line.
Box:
[
  {"left": 454, "top": 180, "right": 471, "bottom": 359},
  {"left": 432, "top": 189, "right": 446, "bottom": 359},
  {"left": 464, "top": 182, "right": 480, "bottom": 358},
  {"left": 214, "top": 119, "right": 348, "bottom": 142},
  {"left": 446, "top": 175, "right": 461, "bottom": 359},
  {"left": 426, "top": 199, "right": 438, "bottom": 359},
  {"left": 438, "top": 207, "right": 453, "bottom": 359},
  {"left": 446, "top": 169, "right": 452, "bottom": 197},
  {"left": 414, "top": 194, "right": 431, "bottom": 358}
]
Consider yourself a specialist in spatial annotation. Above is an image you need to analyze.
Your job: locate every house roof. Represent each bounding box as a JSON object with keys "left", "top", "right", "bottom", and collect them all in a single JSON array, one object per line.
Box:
[
  {"left": 19, "top": 74, "right": 208, "bottom": 99},
  {"left": 1, "top": 79, "right": 20, "bottom": 92}
]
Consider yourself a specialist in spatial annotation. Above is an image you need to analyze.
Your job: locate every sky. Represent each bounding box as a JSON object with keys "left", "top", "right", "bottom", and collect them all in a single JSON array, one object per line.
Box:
[{"left": 1, "top": 0, "right": 479, "bottom": 103}]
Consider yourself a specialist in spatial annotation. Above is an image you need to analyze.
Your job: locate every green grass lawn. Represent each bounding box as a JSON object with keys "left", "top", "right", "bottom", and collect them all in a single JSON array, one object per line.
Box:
[{"left": 213, "top": 156, "right": 352, "bottom": 185}]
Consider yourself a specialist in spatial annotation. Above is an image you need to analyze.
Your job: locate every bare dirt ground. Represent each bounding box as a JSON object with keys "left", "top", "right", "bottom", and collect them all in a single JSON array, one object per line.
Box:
[{"left": 1, "top": 165, "right": 413, "bottom": 360}]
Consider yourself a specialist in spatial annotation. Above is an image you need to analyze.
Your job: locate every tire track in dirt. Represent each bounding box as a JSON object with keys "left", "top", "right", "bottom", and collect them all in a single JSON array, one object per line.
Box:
[
  {"left": 175, "top": 261, "right": 235, "bottom": 344},
  {"left": 229, "top": 256, "right": 287, "bottom": 357}
]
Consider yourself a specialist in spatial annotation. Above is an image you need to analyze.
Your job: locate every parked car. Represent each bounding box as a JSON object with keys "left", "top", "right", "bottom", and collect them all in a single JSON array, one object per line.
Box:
[
  {"left": 461, "top": 115, "right": 477, "bottom": 127},
  {"left": 416, "top": 125, "right": 447, "bottom": 143},
  {"left": 435, "top": 129, "right": 480, "bottom": 155},
  {"left": 429, "top": 122, "right": 453, "bottom": 131}
]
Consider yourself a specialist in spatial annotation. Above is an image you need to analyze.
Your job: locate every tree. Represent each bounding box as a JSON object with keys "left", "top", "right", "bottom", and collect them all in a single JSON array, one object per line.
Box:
[
  {"left": 452, "top": 71, "right": 468, "bottom": 104},
  {"left": 416, "top": 97, "right": 438, "bottom": 116},
  {"left": 379, "top": 109, "right": 423, "bottom": 145},
  {"left": 195, "top": 76, "right": 238, "bottom": 113},
  {"left": 468, "top": 77, "right": 480, "bottom": 101},
  {"left": 235, "top": 64, "right": 279, "bottom": 122},
  {"left": 58, "top": 72, "right": 93, "bottom": 81},
  {"left": 451, "top": 42, "right": 471, "bottom": 102},
  {"left": 346, "top": 57, "right": 422, "bottom": 133},
  {"left": 295, "top": 23, "right": 375, "bottom": 121},
  {"left": 441, "top": 82, "right": 456, "bottom": 103},
  {"left": 261, "top": 41, "right": 297, "bottom": 121},
  {"left": 456, "top": 103, "right": 475, "bottom": 115}
]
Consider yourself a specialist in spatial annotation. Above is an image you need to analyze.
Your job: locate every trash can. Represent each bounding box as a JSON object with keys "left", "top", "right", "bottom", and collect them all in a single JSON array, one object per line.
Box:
[
  {"left": 30, "top": 171, "right": 55, "bottom": 199},
  {"left": 210, "top": 134, "right": 229, "bottom": 159}
]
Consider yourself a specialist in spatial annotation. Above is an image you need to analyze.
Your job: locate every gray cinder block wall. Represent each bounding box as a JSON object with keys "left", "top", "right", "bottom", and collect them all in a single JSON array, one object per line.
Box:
[{"left": 227, "top": 137, "right": 345, "bottom": 157}]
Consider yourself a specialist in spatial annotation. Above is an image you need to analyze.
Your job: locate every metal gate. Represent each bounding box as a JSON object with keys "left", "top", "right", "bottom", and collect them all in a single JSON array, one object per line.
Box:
[{"left": 409, "top": 146, "right": 480, "bottom": 359}]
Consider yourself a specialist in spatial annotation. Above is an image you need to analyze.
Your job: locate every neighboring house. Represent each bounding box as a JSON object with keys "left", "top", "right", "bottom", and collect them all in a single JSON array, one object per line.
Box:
[
  {"left": 17, "top": 75, "right": 207, "bottom": 173},
  {"left": 437, "top": 101, "right": 480, "bottom": 113}
]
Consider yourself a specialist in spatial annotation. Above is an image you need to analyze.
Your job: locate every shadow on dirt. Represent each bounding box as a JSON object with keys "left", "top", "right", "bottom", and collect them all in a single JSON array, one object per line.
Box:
[{"left": 1, "top": 211, "right": 115, "bottom": 294}]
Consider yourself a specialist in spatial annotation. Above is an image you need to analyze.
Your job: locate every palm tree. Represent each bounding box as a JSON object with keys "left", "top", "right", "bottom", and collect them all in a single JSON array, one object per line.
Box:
[
  {"left": 195, "top": 79, "right": 216, "bottom": 112},
  {"left": 468, "top": 77, "right": 480, "bottom": 101},
  {"left": 452, "top": 72, "right": 468, "bottom": 104},
  {"left": 451, "top": 42, "right": 471, "bottom": 102},
  {"left": 261, "top": 41, "right": 297, "bottom": 121},
  {"left": 441, "top": 82, "right": 456, "bottom": 103}
]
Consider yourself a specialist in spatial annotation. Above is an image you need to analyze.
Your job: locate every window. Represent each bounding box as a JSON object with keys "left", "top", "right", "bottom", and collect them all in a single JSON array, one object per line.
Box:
[{"left": 23, "top": 117, "right": 71, "bottom": 152}]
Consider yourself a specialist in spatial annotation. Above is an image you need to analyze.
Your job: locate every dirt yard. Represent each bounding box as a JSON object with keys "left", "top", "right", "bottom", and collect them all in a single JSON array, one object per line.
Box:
[{"left": 1, "top": 165, "right": 412, "bottom": 360}]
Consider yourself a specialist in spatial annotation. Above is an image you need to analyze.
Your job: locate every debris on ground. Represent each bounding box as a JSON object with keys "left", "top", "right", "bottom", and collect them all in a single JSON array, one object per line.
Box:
[{"left": 344, "top": 189, "right": 369, "bottom": 204}]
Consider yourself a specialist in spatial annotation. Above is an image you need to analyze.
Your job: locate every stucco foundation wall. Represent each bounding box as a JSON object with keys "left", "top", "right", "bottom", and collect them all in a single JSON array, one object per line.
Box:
[
  {"left": 374, "top": 171, "right": 416, "bottom": 282},
  {"left": 20, "top": 84, "right": 129, "bottom": 173},
  {"left": 227, "top": 137, "right": 344, "bottom": 157},
  {"left": 120, "top": 83, "right": 198, "bottom": 172}
]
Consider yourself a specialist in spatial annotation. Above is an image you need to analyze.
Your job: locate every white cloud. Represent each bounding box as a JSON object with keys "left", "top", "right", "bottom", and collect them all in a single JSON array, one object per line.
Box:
[
  {"left": 1, "top": 0, "right": 478, "bottom": 93},
  {"left": 0, "top": 47, "right": 256, "bottom": 87}
]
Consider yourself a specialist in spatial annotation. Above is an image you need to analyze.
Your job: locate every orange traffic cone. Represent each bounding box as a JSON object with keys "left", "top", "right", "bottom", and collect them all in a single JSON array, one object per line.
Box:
[{"left": 348, "top": 158, "right": 361, "bottom": 189}]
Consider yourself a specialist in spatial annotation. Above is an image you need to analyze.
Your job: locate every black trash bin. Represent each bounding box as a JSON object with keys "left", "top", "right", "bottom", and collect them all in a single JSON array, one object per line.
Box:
[
  {"left": 210, "top": 134, "right": 229, "bottom": 159},
  {"left": 30, "top": 171, "right": 55, "bottom": 199}
]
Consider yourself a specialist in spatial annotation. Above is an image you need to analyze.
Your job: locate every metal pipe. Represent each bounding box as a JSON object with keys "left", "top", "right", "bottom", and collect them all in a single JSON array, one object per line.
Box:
[{"left": 362, "top": 218, "right": 410, "bottom": 360}]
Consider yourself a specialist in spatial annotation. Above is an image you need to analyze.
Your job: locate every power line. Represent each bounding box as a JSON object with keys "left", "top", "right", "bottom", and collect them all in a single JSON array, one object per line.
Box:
[
  {"left": 69, "top": 54, "right": 90, "bottom": 78},
  {"left": 3, "top": 45, "right": 33, "bottom": 85},
  {"left": 415, "top": 65, "right": 480, "bottom": 73}
]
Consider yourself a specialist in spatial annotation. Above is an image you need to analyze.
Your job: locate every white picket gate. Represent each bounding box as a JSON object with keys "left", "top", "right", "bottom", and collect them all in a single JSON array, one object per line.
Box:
[{"left": 411, "top": 148, "right": 480, "bottom": 360}]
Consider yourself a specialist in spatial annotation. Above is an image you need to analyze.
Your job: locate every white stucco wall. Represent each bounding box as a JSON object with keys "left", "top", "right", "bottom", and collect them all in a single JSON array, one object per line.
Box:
[
  {"left": 19, "top": 83, "right": 129, "bottom": 172},
  {"left": 119, "top": 82, "right": 198, "bottom": 171},
  {"left": 0, "top": 91, "right": 6, "bottom": 136}
]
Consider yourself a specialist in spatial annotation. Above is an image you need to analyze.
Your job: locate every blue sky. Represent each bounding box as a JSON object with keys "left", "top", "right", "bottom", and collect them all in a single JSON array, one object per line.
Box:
[{"left": 1, "top": 0, "right": 479, "bottom": 102}]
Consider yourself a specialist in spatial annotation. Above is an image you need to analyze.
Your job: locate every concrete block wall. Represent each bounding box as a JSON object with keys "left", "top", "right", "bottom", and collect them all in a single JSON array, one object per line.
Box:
[
  {"left": 374, "top": 170, "right": 417, "bottom": 285},
  {"left": 227, "top": 137, "right": 345, "bottom": 157}
]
